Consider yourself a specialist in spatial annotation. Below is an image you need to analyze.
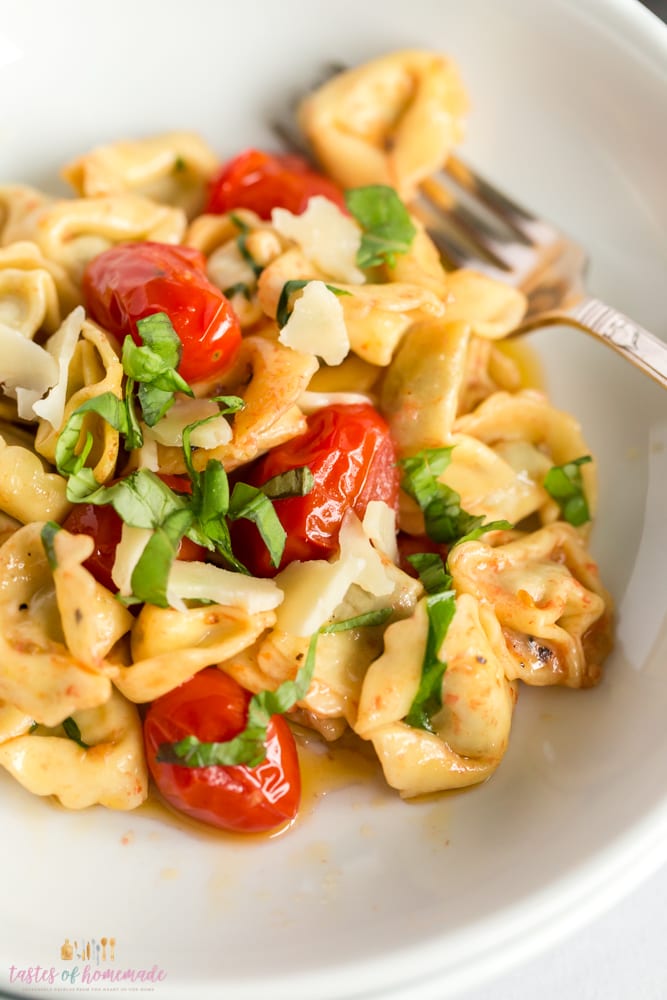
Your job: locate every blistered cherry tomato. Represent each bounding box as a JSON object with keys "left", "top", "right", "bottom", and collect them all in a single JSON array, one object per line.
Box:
[
  {"left": 205, "top": 148, "right": 347, "bottom": 219},
  {"left": 62, "top": 475, "right": 205, "bottom": 591},
  {"left": 82, "top": 242, "right": 241, "bottom": 384},
  {"left": 143, "top": 668, "right": 300, "bottom": 834},
  {"left": 231, "top": 403, "right": 399, "bottom": 577}
]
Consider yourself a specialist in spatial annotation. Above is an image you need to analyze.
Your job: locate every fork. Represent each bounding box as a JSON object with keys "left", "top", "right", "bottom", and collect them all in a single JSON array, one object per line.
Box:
[
  {"left": 415, "top": 156, "right": 667, "bottom": 387},
  {"left": 273, "top": 89, "right": 667, "bottom": 388}
]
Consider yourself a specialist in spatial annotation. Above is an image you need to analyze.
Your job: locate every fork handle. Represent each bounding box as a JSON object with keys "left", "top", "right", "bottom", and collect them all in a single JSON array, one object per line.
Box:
[
  {"left": 568, "top": 297, "right": 667, "bottom": 387},
  {"left": 519, "top": 297, "right": 667, "bottom": 388}
]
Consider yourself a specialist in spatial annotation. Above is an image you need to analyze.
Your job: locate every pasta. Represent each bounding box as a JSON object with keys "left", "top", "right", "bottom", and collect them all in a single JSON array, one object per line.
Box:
[{"left": 0, "top": 50, "right": 613, "bottom": 833}]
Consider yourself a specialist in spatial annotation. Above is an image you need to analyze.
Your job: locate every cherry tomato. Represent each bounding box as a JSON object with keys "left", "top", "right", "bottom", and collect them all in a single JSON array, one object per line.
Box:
[
  {"left": 82, "top": 241, "right": 241, "bottom": 384},
  {"left": 62, "top": 475, "right": 205, "bottom": 591},
  {"left": 143, "top": 667, "right": 301, "bottom": 834},
  {"left": 231, "top": 403, "right": 399, "bottom": 577},
  {"left": 205, "top": 148, "right": 347, "bottom": 219}
]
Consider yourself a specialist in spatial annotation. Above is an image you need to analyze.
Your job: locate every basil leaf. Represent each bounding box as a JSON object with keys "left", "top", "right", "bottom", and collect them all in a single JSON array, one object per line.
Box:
[
  {"left": 126, "top": 507, "right": 194, "bottom": 608},
  {"left": 404, "top": 590, "right": 456, "bottom": 733},
  {"left": 55, "top": 392, "right": 128, "bottom": 476},
  {"left": 228, "top": 482, "right": 286, "bottom": 569},
  {"left": 399, "top": 447, "right": 453, "bottom": 510},
  {"left": 157, "top": 608, "right": 392, "bottom": 769},
  {"left": 276, "top": 279, "right": 351, "bottom": 328},
  {"left": 195, "top": 460, "right": 248, "bottom": 573},
  {"left": 69, "top": 469, "right": 187, "bottom": 529},
  {"left": 62, "top": 716, "right": 90, "bottom": 749},
  {"left": 223, "top": 282, "right": 251, "bottom": 299},
  {"left": 41, "top": 521, "right": 61, "bottom": 571},
  {"left": 261, "top": 466, "right": 314, "bottom": 500},
  {"left": 138, "top": 383, "right": 178, "bottom": 427},
  {"left": 230, "top": 214, "right": 263, "bottom": 278},
  {"left": 407, "top": 552, "right": 452, "bottom": 594},
  {"left": 122, "top": 326, "right": 192, "bottom": 429},
  {"left": 122, "top": 340, "right": 190, "bottom": 394},
  {"left": 543, "top": 456, "right": 592, "bottom": 526},
  {"left": 124, "top": 377, "right": 144, "bottom": 450},
  {"left": 399, "top": 447, "right": 512, "bottom": 545},
  {"left": 134, "top": 313, "right": 183, "bottom": 371},
  {"left": 345, "top": 184, "right": 417, "bottom": 269}
]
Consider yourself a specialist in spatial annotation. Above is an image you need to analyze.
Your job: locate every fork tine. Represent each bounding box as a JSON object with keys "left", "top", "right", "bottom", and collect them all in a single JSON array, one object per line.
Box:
[
  {"left": 418, "top": 176, "right": 538, "bottom": 277},
  {"left": 443, "top": 154, "right": 558, "bottom": 245},
  {"left": 410, "top": 200, "right": 513, "bottom": 281}
]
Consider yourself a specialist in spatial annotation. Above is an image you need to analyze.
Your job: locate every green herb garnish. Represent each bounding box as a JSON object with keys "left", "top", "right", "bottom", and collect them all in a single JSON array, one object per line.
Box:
[
  {"left": 230, "top": 213, "right": 263, "bottom": 278},
  {"left": 399, "top": 447, "right": 511, "bottom": 546},
  {"left": 543, "top": 456, "right": 592, "bottom": 526},
  {"left": 62, "top": 716, "right": 90, "bottom": 749},
  {"left": 157, "top": 608, "right": 392, "bottom": 768},
  {"left": 403, "top": 552, "right": 456, "bottom": 733},
  {"left": 345, "top": 184, "right": 417, "bottom": 269}
]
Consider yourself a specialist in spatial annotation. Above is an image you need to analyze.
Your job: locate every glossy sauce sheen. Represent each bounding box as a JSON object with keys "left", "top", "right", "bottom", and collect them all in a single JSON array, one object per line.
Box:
[{"left": 137, "top": 730, "right": 385, "bottom": 842}]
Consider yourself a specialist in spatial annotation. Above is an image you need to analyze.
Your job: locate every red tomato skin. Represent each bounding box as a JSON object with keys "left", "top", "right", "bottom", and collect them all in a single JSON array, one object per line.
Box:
[
  {"left": 231, "top": 403, "right": 399, "bottom": 578},
  {"left": 62, "top": 475, "right": 204, "bottom": 590},
  {"left": 205, "top": 148, "right": 347, "bottom": 219},
  {"left": 82, "top": 242, "right": 241, "bottom": 384},
  {"left": 143, "top": 668, "right": 301, "bottom": 834}
]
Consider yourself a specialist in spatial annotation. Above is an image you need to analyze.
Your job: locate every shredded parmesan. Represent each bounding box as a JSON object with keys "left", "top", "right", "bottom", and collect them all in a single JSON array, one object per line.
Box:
[
  {"left": 272, "top": 195, "right": 365, "bottom": 284},
  {"left": 278, "top": 280, "right": 350, "bottom": 365},
  {"left": 112, "top": 524, "right": 154, "bottom": 595},
  {"left": 275, "top": 511, "right": 394, "bottom": 636},
  {"left": 32, "top": 306, "right": 86, "bottom": 427},
  {"left": 0, "top": 321, "right": 59, "bottom": 420},
  {"left": 362, "top": 500, "right": 399, "bottom": 564},
  {"left": 297, "top": 389, "right": 374, "bottom": 413},
  {"left": 145, "top": 396, "right": 233, "bottom": 449},
  {"left": 166, "top": 560, "right": 283, "bottom": 614}
]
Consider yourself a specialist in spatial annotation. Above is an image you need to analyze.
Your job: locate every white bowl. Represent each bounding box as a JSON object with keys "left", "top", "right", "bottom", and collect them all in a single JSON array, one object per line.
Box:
[{"left": 1, "top": 1, "right": 666, "bottom": 998}]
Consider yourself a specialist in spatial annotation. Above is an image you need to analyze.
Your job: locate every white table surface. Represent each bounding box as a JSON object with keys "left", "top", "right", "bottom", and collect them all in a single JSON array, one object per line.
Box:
[{"left": 458, "top": 860, "right": 667, "bottom": 999}]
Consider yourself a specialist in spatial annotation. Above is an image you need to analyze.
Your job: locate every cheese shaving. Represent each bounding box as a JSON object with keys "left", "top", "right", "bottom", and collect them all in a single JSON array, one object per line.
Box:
[
  {"left": 278, "top": 280, "right": 350, "bottom": 365},
  {"left": 275, "top": 510, "right": 394, "bottom": 636},
  {"left": 111, "top": 524, "right": 154, "bottom": 595},
  {"left": 32, "top": 306, "right": 86, "bottom": 427},
  {"left": 166, "top": 560, "right": 283, "bottom": 615},
  {"left": 145, "top": 396, "right": 233, "bottom": 449},
  {"left": 272, "top": 195, "right": 365, "bottom": 284}
]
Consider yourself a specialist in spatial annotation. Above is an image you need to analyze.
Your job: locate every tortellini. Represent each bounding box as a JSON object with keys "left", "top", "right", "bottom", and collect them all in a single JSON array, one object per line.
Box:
[
  {"left": 298, "top": 50, "right": 468, "bottom": 199},
  {"left": 0, "top": 50, "right": 614, "bottom": 821}
]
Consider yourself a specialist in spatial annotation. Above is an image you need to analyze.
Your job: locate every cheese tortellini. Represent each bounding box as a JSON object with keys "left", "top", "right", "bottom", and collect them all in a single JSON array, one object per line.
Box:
[{"left": 0, "top": 50, "right": 613, "bottom": 823}]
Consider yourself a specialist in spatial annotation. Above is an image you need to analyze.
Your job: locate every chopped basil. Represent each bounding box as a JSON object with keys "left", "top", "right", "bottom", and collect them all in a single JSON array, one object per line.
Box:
[
  {"left": 223, "top": 282, "right": 252, "bottom": 300},
  {"left": 55, "top": 392, "right": 129, "bottom": 477},
  {"left": 407, "top": 551, "right": 452, "bottom": 594},
  {"left": 404, "top": 588, "right": 456, "bottom": 733},
  {"left": 123, "top": 507, "right": 194, "bottom": 608},
  {"left": 40, "top": 521, "right": 61, "bottom": 571},
  {"left": 261, "top": 467, "right": 315, "bottom": 501},
  {"left": 122, "top": 314, "right": 193, "bottom": 428},
  {"left": 227, "top": 482, "right": 286, "bottom": 569},
  {"left": 230, "top": 213, "right": 263, "bottom": 278},
  {"left": 543, "top": 456, "right": 592, "bottom": 526},
  {"left": 62, "top": 716, "right": 90, "bottom": 749},
  {"left": 345, "top": 184, "right": 417, "bottom": 269},
  {"left": 402, "top": 550, "right": 457, "bottom": 732},
  {"left": 157, "top": 608, "right": 392, "bottom": 769},
  {"left": 276, "top": 279, "right": 351, "bottom": 328},
  {"left": 399, "top": 447, "right": 512, "bottom": 545}
]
